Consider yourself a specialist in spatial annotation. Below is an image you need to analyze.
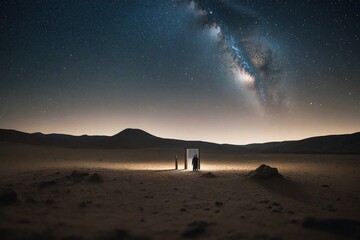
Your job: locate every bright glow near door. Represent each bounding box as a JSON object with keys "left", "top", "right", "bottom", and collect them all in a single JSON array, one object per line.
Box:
[{"left": 186, "top": 148, "right": 199, "bottom": 169}]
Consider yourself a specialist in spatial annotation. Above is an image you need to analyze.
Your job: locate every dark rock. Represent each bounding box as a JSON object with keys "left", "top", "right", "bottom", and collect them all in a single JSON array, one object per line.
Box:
[
  {"left": 321, "top": 184, "right": 329, "bottom": 188},
  {"left": 247, "top": 164, "right": 280, "bottom": 179},
  {"left": 302, "top": 217, "right": 360, "bottom": 237},
  {"left": 39, "top": 180, "right": 56, "bottom": 188},
  {"left": 215, "top": 201, "right": 223, "bottom": 207},
  {"left": 45, "top": 199, "right": 54, "bottom": 205},
  {"left": 182, "top": 221, "right": 208, "bottom": 238},
  {"left": 98, "top": 228, "right": 150, "bottom": 240},
  {"left": 0, "top": 189, "right": 18, "bottom": 205},
  {"left": 25, "top": 197, "right": 38, "bottom": 204},
  {"left": 89, "top": 173, "right": 103, "bottom": 183},
  {"left": 200, "top": 172, "right": 216, "bottom": 178},
  {"left": 78, "top": 202, "right": 87, "bottom": 208}
]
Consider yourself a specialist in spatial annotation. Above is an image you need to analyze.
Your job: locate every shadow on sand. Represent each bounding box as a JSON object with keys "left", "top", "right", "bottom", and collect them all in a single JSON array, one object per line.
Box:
[{"left": 252, "top": 175, "right": 311, "bottom": 202}]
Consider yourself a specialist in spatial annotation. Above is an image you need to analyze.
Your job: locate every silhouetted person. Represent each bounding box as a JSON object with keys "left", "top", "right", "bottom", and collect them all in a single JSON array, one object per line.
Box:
[
  {"left": 175, "top": 155, "right": 178, "bottom": 170},
  {"left": 192, "top": 154, "right": 199, "bottom": 171}
]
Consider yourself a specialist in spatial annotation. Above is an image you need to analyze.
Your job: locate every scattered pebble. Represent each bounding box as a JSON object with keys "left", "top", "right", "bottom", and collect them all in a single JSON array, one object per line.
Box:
[
  {"left": 215, "top": 201, "right": 223, "bottom": 207},
  {"left": 39, "top": 180, "right": 56, "bottom": 188},
  {"left": 70, "top": 171, "right": 89, "bottom": 178},
  {"left": 89, "top": 173, "right": 103, "bottom": 183},
  {"left": 201, "top": 172, "right": 217, "bottom": 178},
  {"left": 79, "top": 202, "right": 87, "bottom": 208}
]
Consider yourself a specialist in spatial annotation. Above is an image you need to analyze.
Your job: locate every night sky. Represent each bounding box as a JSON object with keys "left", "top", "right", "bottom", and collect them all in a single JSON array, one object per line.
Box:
[{"left": 0, "top": 0, "right": 359, "bottom": 144}]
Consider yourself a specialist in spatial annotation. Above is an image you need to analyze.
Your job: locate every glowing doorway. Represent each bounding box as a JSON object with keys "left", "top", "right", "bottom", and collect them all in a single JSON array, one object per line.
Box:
[{"left": 184, "top": 148, "right": 200, "bottom": 170}]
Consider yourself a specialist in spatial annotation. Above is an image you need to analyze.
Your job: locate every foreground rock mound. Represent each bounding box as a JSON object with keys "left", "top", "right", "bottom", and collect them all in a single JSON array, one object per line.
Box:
[
  {"left": 247, "top": 164, "right": 281, "bottom": 179},
  {"left": 200, "top": 172, "right": 216, "bottom": 178}
]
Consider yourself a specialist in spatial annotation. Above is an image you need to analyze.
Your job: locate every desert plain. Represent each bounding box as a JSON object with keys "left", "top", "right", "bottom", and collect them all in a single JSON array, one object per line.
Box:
[{"left": 0, "top": 142, "right": 359, "bottom": 240}]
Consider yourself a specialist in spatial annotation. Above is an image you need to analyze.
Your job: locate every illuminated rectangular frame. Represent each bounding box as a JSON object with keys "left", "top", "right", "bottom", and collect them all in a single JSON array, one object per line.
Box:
[{"left": 184, "top": 148, "right": 200, "bottom": 170}]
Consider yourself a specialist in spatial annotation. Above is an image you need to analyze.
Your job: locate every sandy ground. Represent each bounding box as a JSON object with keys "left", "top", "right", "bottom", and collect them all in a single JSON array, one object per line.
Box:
[{"left": 0, "top": 142, "right": 359, "bottom": 239}]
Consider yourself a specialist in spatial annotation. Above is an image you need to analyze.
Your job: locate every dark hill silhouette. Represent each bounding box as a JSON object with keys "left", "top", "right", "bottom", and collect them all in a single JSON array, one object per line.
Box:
[
  {"left": 108, "top": 128, "right": 163, "bottom": 148},
  {"left": 0, "top": 128, "right": 245, "bottom": 152},
  {"left": 0, "top": 129, "right": 107, "bottom": 148},
  {"left": 0, "top": 128, "right": 359, "bottom": 154},
  {"left": 245, "top": 132, "right": 360, "bottom": 154}
]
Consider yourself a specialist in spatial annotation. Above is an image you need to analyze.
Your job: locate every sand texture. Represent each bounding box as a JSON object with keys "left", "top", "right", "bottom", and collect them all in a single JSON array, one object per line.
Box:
[{"left": 0, "top": 142, "right": 359, "bottom": 239}]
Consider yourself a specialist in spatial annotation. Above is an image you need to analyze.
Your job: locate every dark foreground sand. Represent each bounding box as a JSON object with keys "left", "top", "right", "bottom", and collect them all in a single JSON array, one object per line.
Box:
[{"left": 0, "top": 142, "right": 359, "bottom": 239}]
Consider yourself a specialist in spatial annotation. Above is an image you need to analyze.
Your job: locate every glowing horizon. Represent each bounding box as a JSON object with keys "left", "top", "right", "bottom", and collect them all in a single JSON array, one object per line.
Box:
[{"left": 0, "top": 1, "right": 359, "bottom": 145}]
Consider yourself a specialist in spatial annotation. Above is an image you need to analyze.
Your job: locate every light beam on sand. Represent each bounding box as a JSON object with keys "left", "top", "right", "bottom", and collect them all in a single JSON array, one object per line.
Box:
[{"left": 89, "top": 162, "right": 264, "bottom": 172}]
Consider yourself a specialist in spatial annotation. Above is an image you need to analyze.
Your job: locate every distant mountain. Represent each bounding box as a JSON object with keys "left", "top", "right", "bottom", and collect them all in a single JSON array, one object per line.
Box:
[
  {"left": 0, "top": 128, "right": 246, "bottom": 152},
  {"left": 0, "top": 128, "right": 359, "bottom": 154},
  {"left": 108, "top": 128, "right": 164, "bottom": 148},
  {"left": 0, "top": 129, "right": 108, "bottom": 148},
  {"left": 245, "top": 132, "right": 360, "bottom": 154}
]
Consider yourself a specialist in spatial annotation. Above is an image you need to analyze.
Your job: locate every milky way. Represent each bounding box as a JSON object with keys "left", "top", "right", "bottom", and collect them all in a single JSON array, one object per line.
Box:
[
  {"left": 187, "top": 0, "right": 285, "bottom": 109},
  {"left": 0, "top": 0, "right": 359, "bottom": 143}
]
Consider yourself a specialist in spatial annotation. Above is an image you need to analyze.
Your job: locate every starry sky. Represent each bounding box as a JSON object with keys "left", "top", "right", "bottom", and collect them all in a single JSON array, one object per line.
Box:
[{"left": 0, "top": 0, "right": 359, "bottom": 144}]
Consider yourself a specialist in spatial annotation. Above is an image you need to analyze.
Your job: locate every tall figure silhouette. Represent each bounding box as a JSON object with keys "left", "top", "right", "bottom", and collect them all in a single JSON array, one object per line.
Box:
[{"left": 192, "top": 154, "right": 199, "bottom": 171}]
